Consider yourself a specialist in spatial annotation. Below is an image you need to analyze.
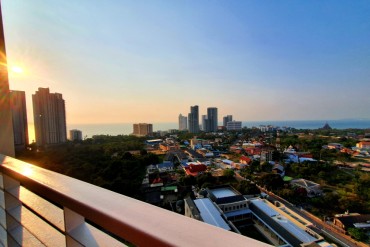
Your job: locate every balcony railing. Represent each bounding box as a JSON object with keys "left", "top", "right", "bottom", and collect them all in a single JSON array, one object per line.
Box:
[{"left": 0, "top": 154, "right": 270, "bottom": 246}]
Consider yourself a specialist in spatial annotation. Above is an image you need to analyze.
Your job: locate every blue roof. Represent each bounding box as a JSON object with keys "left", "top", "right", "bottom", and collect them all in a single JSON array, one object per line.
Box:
[
  {"left": 224, "top": 209, "right": 252, "bottom": 218},
  {"left": 211, "top": 187, "right": 238, "bottom": 199},
  {"left": 222, "top": 159, "right": 233, "bottom": 165},
  {"left": 157, "top": 162, "right": 173, "bottom": 169},
  {"left": 250, "top": 199, "right": 278, "bottom": 217},
  {"left": 194, "top": 198, "right": 231, "bottom": 231}
]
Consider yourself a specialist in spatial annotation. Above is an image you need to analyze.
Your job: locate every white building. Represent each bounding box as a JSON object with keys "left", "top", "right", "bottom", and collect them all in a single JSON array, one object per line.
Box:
[
  {"left": 226, "top": 121, "right": 242, "bottom": 131},
  {"left": 178, "top": 114, "right": 187, "bottom": 131}
]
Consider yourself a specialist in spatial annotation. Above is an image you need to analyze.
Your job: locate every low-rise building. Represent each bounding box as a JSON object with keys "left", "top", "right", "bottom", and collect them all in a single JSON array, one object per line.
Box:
[
  {"left": 333, "top": 212, "right": 370, "bottom": 231},
  {"left": 290, "top": 179, "right": 322, "bottom": 197},
  {"left": 356, "top": 141, "right": 370, "bottom": 150},
  {"left": 327, "top": 143, "right": 343, "bottom": 150},
  {"left": 206, "top": 185, "right": 251, "bottom": 224},
  {"left": 240, "top": 156, "right": 252, "bottom": 165},
  {"left": 249, "top": 199, "right": 329, "bottom": 247},
  {"left": 272, "top": 164, "right": 285, "bottom": 177},
  {"left": 184, "top": 163, "right": 207, "bottom": 176},
  {"left": 157, "top": 161, "right": 174, "bottom": 172},
  {"left": 159, "top": 143, "right": 179, "bottom": 152},
  {"left": 226, "top": 121, "right": 242, "bottom": 131},
  {"left": 184, "top": 197, "right": 232, "bottom": 231}
]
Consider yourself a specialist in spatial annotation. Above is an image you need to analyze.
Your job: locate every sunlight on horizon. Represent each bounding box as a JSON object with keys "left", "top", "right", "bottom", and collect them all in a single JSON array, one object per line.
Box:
[{"left": 28, "top": 123, "right": 35, "bottom": 144}]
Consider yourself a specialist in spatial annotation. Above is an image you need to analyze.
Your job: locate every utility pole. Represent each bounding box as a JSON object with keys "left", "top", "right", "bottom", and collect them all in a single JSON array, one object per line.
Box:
[{"left": 0, "top": 1, "right": 15, "bottom": 157}]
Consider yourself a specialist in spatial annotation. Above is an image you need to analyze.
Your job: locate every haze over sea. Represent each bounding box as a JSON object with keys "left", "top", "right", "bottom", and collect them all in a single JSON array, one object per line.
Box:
[{"left": 66, "top": 119, "right": 370, "bottom": 139}]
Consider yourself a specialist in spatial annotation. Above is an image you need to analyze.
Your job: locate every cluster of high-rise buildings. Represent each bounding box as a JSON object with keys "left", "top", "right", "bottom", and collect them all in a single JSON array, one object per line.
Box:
[
  {"left": 9, "top": 87, "right": 82, "bottom": 150},
  {"left": 179, "top": 105, "right": 242, "bottom": 133}
]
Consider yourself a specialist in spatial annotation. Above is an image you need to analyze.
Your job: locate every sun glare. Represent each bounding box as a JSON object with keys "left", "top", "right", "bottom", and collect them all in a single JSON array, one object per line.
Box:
[
  {"left": 21, "top": 165, "right": 33, "bottom": 176},
  {"left": 11, "top": 66, "right": 23, "bottom": 74}
]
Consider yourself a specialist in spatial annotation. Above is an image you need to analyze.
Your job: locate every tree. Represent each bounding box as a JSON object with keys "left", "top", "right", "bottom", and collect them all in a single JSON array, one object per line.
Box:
[
  {"left": 196, "top": 173, "right": 216, "bottom": 188},
  {"left": 180, "top": 175, "right": 196, "bottom": 186},
  {"left": 259, "top": 174, "right": 284, "bottom": 191},
  {"left": 272, "top": 150, "right": 281, "bottom": 162},
  {"left": 223, "top": 169, "right": 234, "bottom": 179},
  {"left": 279, "top": 188, "right": 295, "bottom": 199},
  {"left": 347, "top": 228, "right": 368, "bottom": 241},
  {"left": 237, "top": 180, "right": 260, "bottom": 195},
  {"left": 355, "top": 173, "right": 370, "bottom": 200}
]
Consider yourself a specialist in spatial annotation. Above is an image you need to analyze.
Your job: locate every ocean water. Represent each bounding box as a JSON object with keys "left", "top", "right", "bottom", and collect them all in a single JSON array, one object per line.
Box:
[{"left": 66, "top": 119, "right": 370, "bottom": 138}]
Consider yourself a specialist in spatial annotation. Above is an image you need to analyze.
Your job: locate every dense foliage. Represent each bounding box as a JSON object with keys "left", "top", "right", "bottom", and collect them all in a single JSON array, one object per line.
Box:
[{"left": 18, "top": 135, "right": 158, "bottom": 199}]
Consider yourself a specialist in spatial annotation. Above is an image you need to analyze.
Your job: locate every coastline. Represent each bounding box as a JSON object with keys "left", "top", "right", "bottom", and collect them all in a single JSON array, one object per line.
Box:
[{"left": 65, "top": 119, "right": 370, "bottom": 139}]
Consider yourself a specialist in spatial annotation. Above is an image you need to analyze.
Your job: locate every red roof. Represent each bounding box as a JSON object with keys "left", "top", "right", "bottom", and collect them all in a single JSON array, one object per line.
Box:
[
  {"left": 152, "top": 177, "right": 163, "bottom": 184},
  {"left": 184, "top": 164, "right": 207, "bottom": 176},
  {"left": 244, "top": 147, "right": 261, "bottom": 155},
  {"left": 240, "top": 156, "right": 251, "bottom": 163},
  {"left": 299, "top": 153, "right": 313, "bottom": 158}
]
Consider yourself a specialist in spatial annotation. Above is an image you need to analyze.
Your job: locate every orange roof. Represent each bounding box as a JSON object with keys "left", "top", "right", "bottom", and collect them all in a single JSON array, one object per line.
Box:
[{"left": 359, "top": 141, "right": 370, "bottom": 145}]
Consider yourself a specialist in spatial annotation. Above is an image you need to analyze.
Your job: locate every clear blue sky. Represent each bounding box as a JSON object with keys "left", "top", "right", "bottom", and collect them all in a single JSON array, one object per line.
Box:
[{"left": 3, "top": 0, "right": 370, "bottom": 124}]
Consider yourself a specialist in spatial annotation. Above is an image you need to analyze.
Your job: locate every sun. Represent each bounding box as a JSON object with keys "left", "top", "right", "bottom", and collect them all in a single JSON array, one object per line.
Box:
[{"left": 11, "top": 66, "right": 23, "bottom": 74}]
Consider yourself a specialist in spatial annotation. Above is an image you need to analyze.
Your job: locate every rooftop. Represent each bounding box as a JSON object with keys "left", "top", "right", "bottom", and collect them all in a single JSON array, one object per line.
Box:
[
  {"left": 211, "top": 187, "right": 239, "bottom": 198},
  {"left": 194, "top": 198, "right": 231, "bottom": 231},
  {"left": 250, "top": 199, "right": 319, "bottom": 244}
]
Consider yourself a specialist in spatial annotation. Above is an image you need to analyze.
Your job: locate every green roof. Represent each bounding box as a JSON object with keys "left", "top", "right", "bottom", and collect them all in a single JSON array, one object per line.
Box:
[
  {"left": 161, "top": 186, "right": 177, "bottom": 192},
  {"left": 283, "top": 176, "right": 294, "bottom": 182}
]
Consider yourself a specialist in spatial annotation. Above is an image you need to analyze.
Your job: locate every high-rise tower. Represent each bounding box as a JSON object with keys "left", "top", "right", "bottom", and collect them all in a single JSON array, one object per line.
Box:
[
  {"left": 178, "top": 114, "right": 187, "bottom": 131},
  {"left": 201, "top": 115, "right": 207, "bottom": 131},
  {"left": 188, "top": 105, "right": 199, "bottom": 133},
  {"left": 133, "top": 123, "right": 153, "bottom": 136},
  {"left": 10, "top": 90, "right": 28, "bottom": 150},
  {"left": 223, "top": 115, "right": 233, "bottom": 127},
  {"left": 32, "top": 88, "right": 67, "bottom": 147},
  {"left": 206, "top": 107, "right": 218, "bottom": 132}
]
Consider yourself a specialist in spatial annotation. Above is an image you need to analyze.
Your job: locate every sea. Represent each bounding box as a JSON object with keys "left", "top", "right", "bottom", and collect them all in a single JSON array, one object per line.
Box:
[{"left": 66, "top": 119, "right": 370, "bottom": 139}]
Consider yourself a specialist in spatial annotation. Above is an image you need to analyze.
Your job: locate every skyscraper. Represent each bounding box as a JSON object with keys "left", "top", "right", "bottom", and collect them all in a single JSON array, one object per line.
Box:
[
  {"left": 178, "top": 114, "right": 187, "bottom": 131},
  {"left": 133, "top": 123, "right": 153, "bottom": 136},
  {"left": 10, "top": 90, "right": 28, "bottom": 150},
  {"left": 207, "top": 107, "right": 218, "bottom": 132},
  {"left": 201, "top": 115, "right": 207, "bottom": 131},
  {"left": 223, "top": 115, "right": 233, "bottom": 127},
  {"left": 32, "top": 88, "right": 67, "bottom": 147},
  {"left": 188, "top": 105, "right": 199, "bottom": 133}
]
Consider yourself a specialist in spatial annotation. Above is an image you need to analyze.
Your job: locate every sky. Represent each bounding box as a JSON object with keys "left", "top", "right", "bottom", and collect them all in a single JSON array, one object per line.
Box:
[{"left": 3, "top": 0, "right": 370, "bottom": 125}]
